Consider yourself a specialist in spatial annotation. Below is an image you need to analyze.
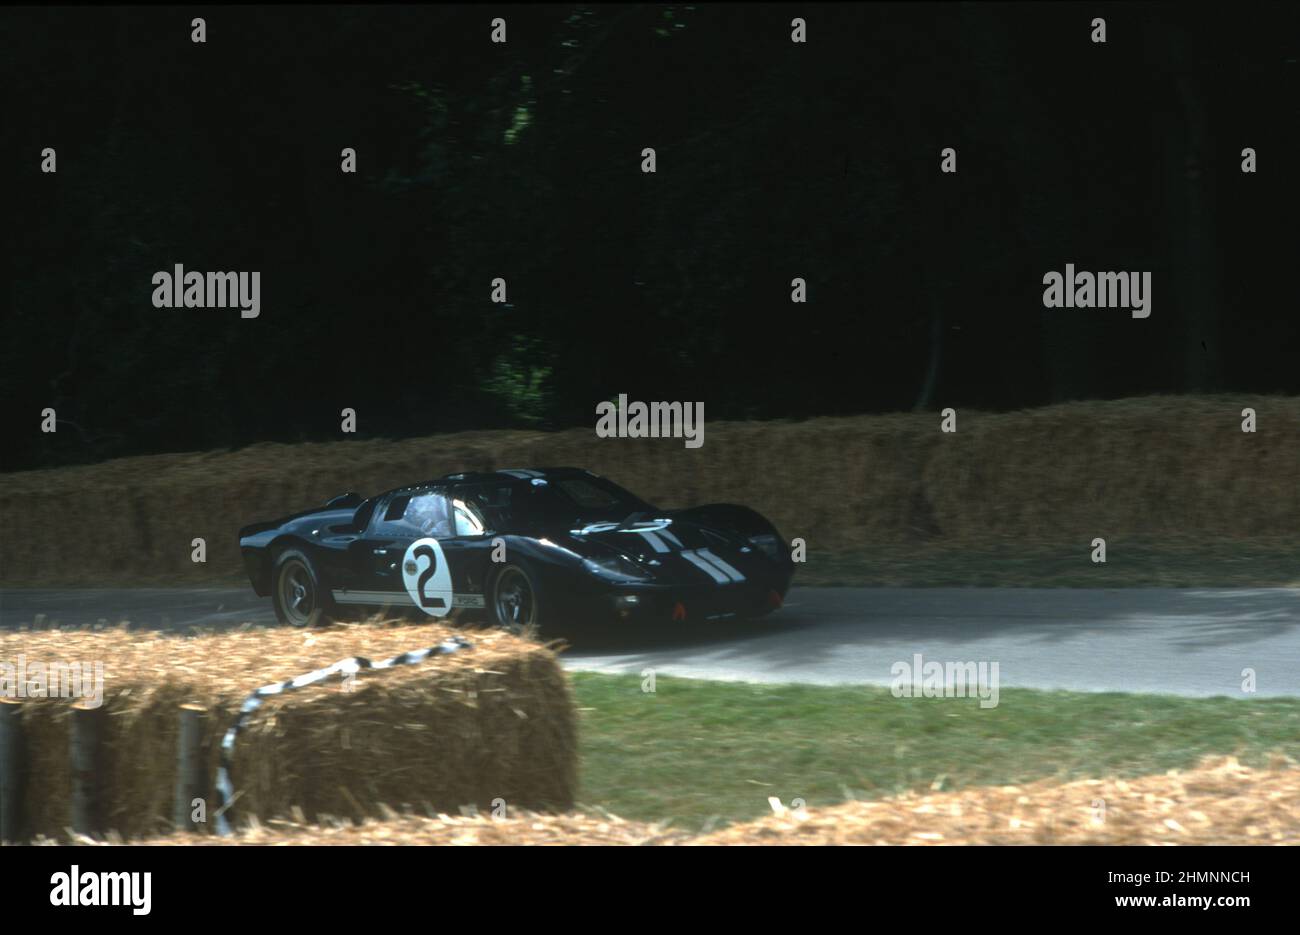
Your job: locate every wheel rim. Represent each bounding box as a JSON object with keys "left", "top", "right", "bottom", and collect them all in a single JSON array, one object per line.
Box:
[
  {"left": 495, "top": 568, "right": 536, "bottom": 630},
  {"left": 279, "top": 560, "right": 315, "bottom": 626}
]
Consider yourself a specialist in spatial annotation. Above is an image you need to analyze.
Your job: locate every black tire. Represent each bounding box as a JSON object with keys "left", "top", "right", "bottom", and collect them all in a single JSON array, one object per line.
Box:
[
  {"left": 271, "top": 549, "right": 334, "bottom": 627},
  {"left": 489, "top": 562, "right": 542, "bottom": 634}
]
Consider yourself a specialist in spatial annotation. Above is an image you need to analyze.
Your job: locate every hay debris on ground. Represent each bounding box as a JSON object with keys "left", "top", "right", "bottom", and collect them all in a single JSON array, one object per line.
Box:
[
  {"left": 695, "top": 756, "right": 1299, "bottom": 845},
  {"left": 37, "top": 756, "right": 1299, "bottom": 846},
  {"left": 0, "top": 622, "right": 577, "bottom": 842},
  {"left": 41, "top": 810, "right": 688, "bottom": 846}
]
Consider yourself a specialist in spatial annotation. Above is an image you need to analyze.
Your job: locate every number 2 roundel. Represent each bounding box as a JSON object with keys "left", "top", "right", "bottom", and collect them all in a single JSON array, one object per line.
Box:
[{"left": 402, "top": 537, "right": 453, "bottom": 617}]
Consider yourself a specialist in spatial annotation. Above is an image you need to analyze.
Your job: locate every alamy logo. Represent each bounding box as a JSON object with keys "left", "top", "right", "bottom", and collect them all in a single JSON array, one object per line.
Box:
[
  {"left": 1042, "top": 264, "right": 1151, "bottom": 319},
  {"left": 151, "top": 264, "right": 260, "bottom": 318},
  {"left": 890, "top": 653, "right": 1000, "bottom": 709},
  {"left": 50, "top": 866, "right": 151, "bottom": 915},
  {"left": 595, "top": 394, "right": 704, "bottom": 449},
  {"left": 0, "top": 656, "right": 104, "bottom": 707}
]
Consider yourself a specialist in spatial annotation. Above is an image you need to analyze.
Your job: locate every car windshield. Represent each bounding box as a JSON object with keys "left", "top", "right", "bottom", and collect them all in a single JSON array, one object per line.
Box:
[
  {"left": 454, "top": 475, "right": 652, "bottom": 529},
  {"left": 521, "top": 475, "right": 653, "bottom": 526}
]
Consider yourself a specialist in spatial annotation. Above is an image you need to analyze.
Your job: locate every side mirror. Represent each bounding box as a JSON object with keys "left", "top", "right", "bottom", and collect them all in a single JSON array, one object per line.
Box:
[{"left": 324, "top": 492, "right": 363, "bottom": 509}]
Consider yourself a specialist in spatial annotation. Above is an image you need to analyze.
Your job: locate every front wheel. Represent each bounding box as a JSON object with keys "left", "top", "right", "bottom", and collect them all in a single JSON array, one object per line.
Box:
[
  {"left": 490, "top": 563, "right": 541, "bottom": 634},
  {"left": 272, "top": 549, "right": 333, "bottom": 627}
]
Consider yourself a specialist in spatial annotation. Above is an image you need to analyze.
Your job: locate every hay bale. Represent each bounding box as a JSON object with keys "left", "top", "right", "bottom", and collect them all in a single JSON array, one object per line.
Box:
[
  {"left": 0, "top": 623, "right": 576, "bottom": 841},
  {"left": 921, "top": 395, "right": 1300, "bottom": 542},
  {"left": 8, "top": 394, "right": 1300, "bottom": 586}
]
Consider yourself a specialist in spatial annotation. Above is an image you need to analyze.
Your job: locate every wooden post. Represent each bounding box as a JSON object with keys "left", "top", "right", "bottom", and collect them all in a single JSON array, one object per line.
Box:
[
  {"left": 0, "top": 700, "right": 23, "bottom": 843},
  {"left": 173, "top": 704, "right": 207, "bottom": 830},
  {"left": 70, "top": 703, "right": 103, "bottom": 838}
]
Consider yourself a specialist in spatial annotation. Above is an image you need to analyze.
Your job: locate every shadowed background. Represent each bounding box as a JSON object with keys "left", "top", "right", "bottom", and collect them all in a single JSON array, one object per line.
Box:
[{"left": 3, "top": 3, "right": 1296, "bottom": 473}]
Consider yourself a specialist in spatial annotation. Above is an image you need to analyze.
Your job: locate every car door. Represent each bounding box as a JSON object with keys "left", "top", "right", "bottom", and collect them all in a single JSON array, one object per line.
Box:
[
  {"left": 437, "top": 486, "right": 501, "bottom": 610},
  {"left": 340, "top": 491, "right": 421, "bottom": 608},
  {"left": 342, "top": 488, "right": 458, "bottom": 615}
]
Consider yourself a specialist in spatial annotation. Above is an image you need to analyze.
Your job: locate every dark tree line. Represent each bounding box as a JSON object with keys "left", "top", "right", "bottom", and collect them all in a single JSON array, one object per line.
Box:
[{"left": 3, "top": 3, "right": 1296, "bottom": 472}]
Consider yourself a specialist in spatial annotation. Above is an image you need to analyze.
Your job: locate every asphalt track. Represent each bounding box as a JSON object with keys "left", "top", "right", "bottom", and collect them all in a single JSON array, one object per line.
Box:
[{"left": 2, "top": 586, "right": 1298, "bottom": 697}]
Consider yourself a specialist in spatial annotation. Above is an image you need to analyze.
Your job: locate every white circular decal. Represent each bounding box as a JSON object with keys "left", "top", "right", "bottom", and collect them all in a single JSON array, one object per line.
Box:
[{"left": 402, "top": 537, "right": 453, "bottom": 617}]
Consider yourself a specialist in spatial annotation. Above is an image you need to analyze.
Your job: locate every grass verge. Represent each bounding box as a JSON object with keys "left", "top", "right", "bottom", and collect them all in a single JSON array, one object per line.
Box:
[{"left": 572, "top": 673, "right": 1300, "bottom": 829}]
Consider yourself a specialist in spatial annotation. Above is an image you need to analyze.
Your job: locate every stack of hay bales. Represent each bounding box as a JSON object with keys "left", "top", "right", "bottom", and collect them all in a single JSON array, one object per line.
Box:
[
  {"left": 0, "top": 623, "right": 577, "bottom": 842},
  {"left": 7, "top": 394, "right": 1300, "bottom": 587}
]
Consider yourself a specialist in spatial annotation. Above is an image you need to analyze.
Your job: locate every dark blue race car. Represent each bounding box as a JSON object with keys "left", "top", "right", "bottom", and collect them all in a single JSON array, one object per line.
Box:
[{"left": 239, "top": 468, "right": 794, "bottom": 632}]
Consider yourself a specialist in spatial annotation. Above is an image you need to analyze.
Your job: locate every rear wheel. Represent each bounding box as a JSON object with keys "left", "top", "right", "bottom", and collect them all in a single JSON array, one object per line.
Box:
[
  {"left": 272, "top": 549, "right": 333, "bottom": 627},
  {"left": 490, "top": 563, "right": 541, "bottom": 634}
]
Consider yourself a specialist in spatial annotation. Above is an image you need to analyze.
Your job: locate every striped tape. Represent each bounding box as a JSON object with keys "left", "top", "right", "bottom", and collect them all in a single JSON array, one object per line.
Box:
[{"left": 212, "top": 636, "right": 472, "bottom": 835}]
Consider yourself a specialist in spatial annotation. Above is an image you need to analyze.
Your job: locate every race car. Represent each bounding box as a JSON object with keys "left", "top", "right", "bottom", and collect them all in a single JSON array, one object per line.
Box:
[{"left": 238, "top": 467, "right": 795, "bottom": 631}]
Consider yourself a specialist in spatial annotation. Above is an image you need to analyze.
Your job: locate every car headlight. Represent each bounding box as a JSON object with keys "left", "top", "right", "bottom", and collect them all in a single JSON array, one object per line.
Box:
[
  {"left": 582, "top": 554, "right": 653, "bottom": 583},
  {"left": 748, "top": 533, "right": 782, "bottom": 561}
]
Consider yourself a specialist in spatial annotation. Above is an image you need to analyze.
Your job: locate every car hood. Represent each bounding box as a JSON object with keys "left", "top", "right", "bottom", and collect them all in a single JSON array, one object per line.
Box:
[{"left": 560, "top": 516, "right": 759, "bottom": 579}]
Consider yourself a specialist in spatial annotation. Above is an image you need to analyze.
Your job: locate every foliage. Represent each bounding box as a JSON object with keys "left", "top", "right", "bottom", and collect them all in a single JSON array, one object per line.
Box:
[{"left": 2, "top": 5, "right": 1292, "bottom": 471}]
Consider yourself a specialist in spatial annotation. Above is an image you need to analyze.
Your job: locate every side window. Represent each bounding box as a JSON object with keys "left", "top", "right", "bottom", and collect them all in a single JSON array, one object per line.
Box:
[
  {"left": 405, "top": 492, "right": 453, "bottom": 538},
  {"left": 450, "top": 484, "right": 508, "bottom": 534},
  {"left": 384, "top": 495, "right": 411, "bottom": 522},
  {"left": 452, "top": 497, "right": 489, "bottom": 536},
  {"left": 373, "top": 490, "right": 452, "bottom": 538}
]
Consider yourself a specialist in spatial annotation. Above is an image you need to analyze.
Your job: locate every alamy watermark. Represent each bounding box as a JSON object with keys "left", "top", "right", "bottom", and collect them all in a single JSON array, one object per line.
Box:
[
  {"left": 595, "top": 394, "right": 704, "bottom": 448},
  {"left": 0, "top": 656, "right": 105, "bottom": 708},
  {"left": 151, "top": 264, "right": 260, "bottom": 319},
  {"left": 890, "top": 653, "right": 1000, "bottom": 709},
  {"left": 1042, "top": 264, "right": 1150, "bottom": 319},
  {"left": 50, "top": 866, "right": 151, "bottom": 915}
]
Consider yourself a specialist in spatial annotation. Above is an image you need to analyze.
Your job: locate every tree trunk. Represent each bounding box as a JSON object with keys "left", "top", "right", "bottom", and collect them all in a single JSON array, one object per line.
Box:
[{"left": 1151, "top": 21, "right": 1222, "bottom": 392}]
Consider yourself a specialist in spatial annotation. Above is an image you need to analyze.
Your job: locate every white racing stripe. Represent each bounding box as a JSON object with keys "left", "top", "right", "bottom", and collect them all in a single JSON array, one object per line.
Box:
[
  {"left": 635, "top": 530, "right": 671, "bottom": 553},
  {"left": 332, "top": 589, "right": 484, "bottom": 608},
  {"left": 659, "top": 529, "right": 684, "bottom": 548},
  {"left": 678, "top": 549, "right": 747, "bottom": 585},
  {"left": 332, "top": 590, "right": 407, "bottom": 605},
  {"left": 681, "top": 550, "right": 730, "bottom": 584},
  {"left": 698, "top": 549, "right": 746, "bottom": 583}
]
